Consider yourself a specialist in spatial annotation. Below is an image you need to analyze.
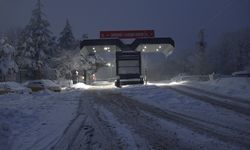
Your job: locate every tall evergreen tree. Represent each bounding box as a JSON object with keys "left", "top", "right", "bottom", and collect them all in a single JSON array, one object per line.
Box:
[
  {"left": 17, "top": 0, "right": 54, "bottom": 79},
  {"left": 29, "top": 0, "right": 53, "bottom": 57},
  {"left": 58, "top": 20, "right": 76, "bottom": 50}
]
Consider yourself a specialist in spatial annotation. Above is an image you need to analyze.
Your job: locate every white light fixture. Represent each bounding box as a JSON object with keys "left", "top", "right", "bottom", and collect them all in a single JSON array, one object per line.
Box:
[
  {"left": 93, "top": 47, "right": 95, "bottom": 50},
  {"left": 159, "top": 45, "right": 162, "bottom": 49},
  {"left": 144, "top": 46, "right": 147, "bottom": 49},
  {"left": 107, "top": 63, "right": 111, "bottom": 67},
  {"left": 93, "top": 50, "right": 97, "bottom": 53},
  {"left": 156, "top": 49, "right": 159, "bottom": 52},
  {"left": 108, "top": 50, "right": 111, "bottom": 52},
  {"left": 104, "top": 47, "right": 108, "bottom": 50},
  {"left": 142, "top": 49, "right": 145, "bottom": 52}
]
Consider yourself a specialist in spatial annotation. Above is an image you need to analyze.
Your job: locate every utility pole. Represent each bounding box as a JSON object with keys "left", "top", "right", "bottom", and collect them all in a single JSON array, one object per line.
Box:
[{"left": 195, "top": 29, "right": 207, "bottom": 75}]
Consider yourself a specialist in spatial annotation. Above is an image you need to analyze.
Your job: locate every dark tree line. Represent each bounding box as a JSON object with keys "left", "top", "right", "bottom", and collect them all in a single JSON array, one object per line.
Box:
[{"left": 165, "top": 28, "right": 250, "bottom": 78}]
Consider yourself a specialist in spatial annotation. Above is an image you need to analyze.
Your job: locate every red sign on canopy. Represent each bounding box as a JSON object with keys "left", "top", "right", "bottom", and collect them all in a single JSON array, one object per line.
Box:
[{"left": 100, "top": 30, "right": 155, "bottom": 39}]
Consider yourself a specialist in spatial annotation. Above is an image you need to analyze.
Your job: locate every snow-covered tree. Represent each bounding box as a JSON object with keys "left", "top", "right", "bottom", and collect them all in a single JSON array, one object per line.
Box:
[
  {"left": 52, "top": 47, "right": 106, "bottom": 80},
  {"left": 0, "top": 38, "right": 18, "bottom": 81},
  {"left": 80, "top": 49, "right": 106, "bottom": 75},
  {"left": 58, "top": 20, "right": 76, "bottom": 50},
  {"left": 16, "top": 0, "right": 54, "bottom": 79}
]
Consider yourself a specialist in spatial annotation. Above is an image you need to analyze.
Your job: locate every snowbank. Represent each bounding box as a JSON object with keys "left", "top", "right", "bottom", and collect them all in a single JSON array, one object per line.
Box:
[
  {"left": 71, "top": 82, "right": 91, "bottom": 89},
  {"left": 183, "top": 77, "right": 250, "bottom": 100}
]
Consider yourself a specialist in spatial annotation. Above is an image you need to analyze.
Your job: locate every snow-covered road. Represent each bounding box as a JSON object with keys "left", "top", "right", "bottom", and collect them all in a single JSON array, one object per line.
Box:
[
  {"left": 53, "top": 84, "right": 250, "bottom": 150},
  {"left": 168, "top": 85, "right": 250, "bottom": 115},
  {"left": 1, "top": 82, "right": 250, "bottom": 150}
]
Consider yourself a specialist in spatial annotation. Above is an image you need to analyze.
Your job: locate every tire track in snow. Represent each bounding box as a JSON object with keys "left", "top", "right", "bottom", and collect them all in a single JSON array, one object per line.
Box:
[
  {"left": 89, "top": 91, "right": 194, "bottom": 150},
  {"left": 67, "top": 93, "right": 125, "bottom": 150},
  {"left": 91, "top": 90, "right": 250, "bottom": 149},
  {"left": 168, "top": 85, "right": 250, "bottom": 116}
]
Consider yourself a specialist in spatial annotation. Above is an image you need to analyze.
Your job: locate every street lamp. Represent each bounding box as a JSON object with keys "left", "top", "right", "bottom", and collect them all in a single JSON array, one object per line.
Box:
[{"left": 106, "top": 63, "right": 113, "bottom": 79}]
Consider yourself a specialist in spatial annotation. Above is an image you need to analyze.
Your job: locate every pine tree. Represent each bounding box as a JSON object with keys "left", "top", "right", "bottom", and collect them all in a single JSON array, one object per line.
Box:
[
  {"left": 17, "top": 0, "right": 54, "bottom": 79},
  {"left": 58, "top": 20, "right": 76, "bottom": 50},
  {"left": 29, "top": 0, "right": 53, "bottom": 58}
]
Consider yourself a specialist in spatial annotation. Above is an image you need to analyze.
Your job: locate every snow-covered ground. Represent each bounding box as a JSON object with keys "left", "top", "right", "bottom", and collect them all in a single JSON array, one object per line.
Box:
[
  {"left": 0, "top": 77, "right": 250, "bottom": 150},
  {"left": 0, "top": 89, "right": 81, "bottom": 150},
  {"left": 182, "top": 77, "right": 250, "bottom": 100},
  {"left": 168, "top": 77, "right": 250, "bottom": 100}
]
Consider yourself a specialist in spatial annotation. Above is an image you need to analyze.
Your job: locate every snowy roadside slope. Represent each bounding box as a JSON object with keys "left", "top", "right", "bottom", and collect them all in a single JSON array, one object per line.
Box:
[
  {"left": 113, "top": 85, "right": 250, "bottom": 148},
  {"left": 0, "top": 90, "right": 81, "bottom": 150},
  {"left": 114, "top": 85, "right": 250, "bottom": 129},
  {"left": 182, "top": 77, "right": 250, "bottom": 100}
]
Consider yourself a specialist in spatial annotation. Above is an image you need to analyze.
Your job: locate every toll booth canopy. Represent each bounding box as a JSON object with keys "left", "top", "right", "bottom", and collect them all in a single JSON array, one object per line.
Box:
[
  {"left": 80, "top": 34, "right": 175, "bottom": 87},
  {"left": 115, "top": 51, "right": 143, "bottom": 87}
]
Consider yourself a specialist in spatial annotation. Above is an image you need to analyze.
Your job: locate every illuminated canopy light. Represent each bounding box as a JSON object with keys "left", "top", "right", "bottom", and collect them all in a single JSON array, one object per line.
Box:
[
  {"left": 80, "top": 38, "right": 175, "bottom": 57},
  {"left": 107, "top": 63, "right": 111, "bottom": 67},
  {"left": 104, "top": 46, "right": 111, "bottom": 50},
  {"left": 137, "top": 44, "right": 174, "bottom": 57}
]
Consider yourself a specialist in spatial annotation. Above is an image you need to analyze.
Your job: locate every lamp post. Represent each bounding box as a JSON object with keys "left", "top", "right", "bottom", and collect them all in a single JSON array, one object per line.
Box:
[{"left": 107, "top": 62, "right": 112, "bottom": 79}]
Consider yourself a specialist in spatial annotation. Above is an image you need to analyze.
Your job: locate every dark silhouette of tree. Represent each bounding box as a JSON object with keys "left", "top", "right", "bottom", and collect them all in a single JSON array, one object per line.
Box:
[
  {"left": 58, "top": 20, "right": 76, "bottom": 50},
  {"left": 17, "top": 0, "right": 54, "bottom": 79}
]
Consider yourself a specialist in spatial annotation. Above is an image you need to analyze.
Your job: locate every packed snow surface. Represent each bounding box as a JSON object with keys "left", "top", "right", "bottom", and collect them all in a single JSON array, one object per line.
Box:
[
  {"left": 0, "top": 78, "right": 249, "bottom": 150},
  {"left": 182, "top": 77, "right": 250, "bottom": 100},
  {"left": 0, "top": 89, "right": 81, "bottom": 150}
]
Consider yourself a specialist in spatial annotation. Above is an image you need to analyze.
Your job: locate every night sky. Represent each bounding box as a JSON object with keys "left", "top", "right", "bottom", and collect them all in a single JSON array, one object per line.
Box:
[{"left": 0, "top": 0, "right": 250, "bottom": 51}]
